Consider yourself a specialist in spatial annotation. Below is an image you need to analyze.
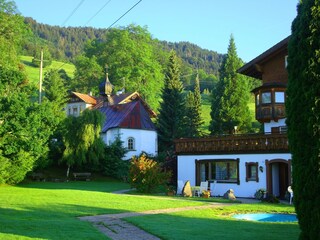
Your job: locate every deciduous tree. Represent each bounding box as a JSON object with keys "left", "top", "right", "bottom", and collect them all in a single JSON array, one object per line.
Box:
[
  {"left": 61, "top": 109, "right": 106, "bottom": 177},
  {"left": 0, "top": 0, "right": 29, "bottom": 69},
  {"left": 84, "top": 24, "right": 164, "bottom": 110}
]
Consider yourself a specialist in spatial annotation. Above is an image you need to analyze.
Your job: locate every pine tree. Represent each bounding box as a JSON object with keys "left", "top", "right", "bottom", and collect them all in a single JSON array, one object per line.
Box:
[
  {"left": 185, "top": 73, "right": 203, "bottom": 137},
  {"left": 209, "top": 35, "right": 251, "bottom": 135},
  {"left": 157, "top": 50, "right": 186, "bottom": 152},
  {"left": 286, "top": 1, "right": 320, "bottom": 239}
]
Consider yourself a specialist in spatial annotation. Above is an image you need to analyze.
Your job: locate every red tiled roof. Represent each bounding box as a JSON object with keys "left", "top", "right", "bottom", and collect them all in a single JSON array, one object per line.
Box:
[
  {"left": 93, "top": 92, "right": 156, "bottom": 118},
  {"left": 71, "top": 92, "right": 97, "bottom": 105},
  {"left": 99, "top": 100, "right": 156, "bottom": 133}
]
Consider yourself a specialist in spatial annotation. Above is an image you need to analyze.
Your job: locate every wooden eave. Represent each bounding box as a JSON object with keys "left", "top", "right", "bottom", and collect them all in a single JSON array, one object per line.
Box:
[{"left": 237, "top": 36, "right": 290, "bottom": 79}]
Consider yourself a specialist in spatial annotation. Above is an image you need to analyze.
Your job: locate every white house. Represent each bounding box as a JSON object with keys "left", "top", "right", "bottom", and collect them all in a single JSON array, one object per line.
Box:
[
  {"left": 176, "top": 37, "right": 291, "bottom": 198},
  {"left": 66, "top": 74, "right": 158, "bottom": 160}
]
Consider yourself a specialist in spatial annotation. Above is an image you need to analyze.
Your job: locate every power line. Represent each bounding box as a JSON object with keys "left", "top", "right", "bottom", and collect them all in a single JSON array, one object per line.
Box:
[
  {"left": 62, "top": 0, "right": 86, "bottom": 26},
  {"left": 107, "top": 0, "right": 142, "bottom": 30},
  {"left": 58, "top": 0, "right": 143, "bottom": 71},
  {"left": 85, "top": 0, "right": 113, "bottom": 26}
]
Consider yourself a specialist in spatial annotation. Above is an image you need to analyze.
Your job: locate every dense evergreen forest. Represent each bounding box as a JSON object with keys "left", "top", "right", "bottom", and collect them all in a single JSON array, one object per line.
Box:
[{"left": 22, "top": 17, "right": 224, "bottom": 91}]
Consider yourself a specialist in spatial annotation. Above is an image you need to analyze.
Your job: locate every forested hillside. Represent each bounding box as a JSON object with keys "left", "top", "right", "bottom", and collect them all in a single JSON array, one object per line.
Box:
[{"left": 22, "top": 17, "right": 224, "bottom": 90}]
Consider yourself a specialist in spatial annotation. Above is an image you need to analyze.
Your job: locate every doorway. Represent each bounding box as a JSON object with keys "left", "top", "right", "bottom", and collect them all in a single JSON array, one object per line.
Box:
[{"left": 266, "top": 159, "right": 291, "bottom": 199}]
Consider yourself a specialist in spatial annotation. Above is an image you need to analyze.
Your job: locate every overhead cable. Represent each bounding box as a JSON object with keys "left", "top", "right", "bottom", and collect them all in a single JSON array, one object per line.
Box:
[
  {"left": 106, "top": 0, "right": 142, "bottom": 30},
  {"left": 62, "top": 0, "right": 86, "bottom": 26},
  {"left": 85, "top": 0, "right": 113, "bottom": 26}
]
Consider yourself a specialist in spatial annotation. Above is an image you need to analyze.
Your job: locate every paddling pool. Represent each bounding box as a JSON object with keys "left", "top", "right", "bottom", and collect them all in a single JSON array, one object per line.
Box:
[{"left": 233, "top": 213, "right": 298, "bottom": 222}]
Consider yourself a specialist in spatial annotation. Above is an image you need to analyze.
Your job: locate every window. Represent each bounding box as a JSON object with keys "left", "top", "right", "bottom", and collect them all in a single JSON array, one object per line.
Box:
[
  {"left": 275, "top": 92, "right": 285, "bottom": 103},
  {"left": 73, "top": 107, "right": 78, "bottom": 116},
  {"left": 256, "top": 94, "right": 260, "bottom": 106},
  {"left": 196, "top": 159, "right": 240, "bottom": 185},
  {"left": 261, "top": 92, "right": 271, "bottom": 104},
  {"left": 127, "top": 137, "right": 135, "bottom": 150},
  {"left": 245, "top": 162, "right": 259, "bottom": 182}
]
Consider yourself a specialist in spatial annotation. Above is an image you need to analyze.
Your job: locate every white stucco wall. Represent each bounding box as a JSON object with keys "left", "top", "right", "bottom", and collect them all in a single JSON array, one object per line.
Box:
[
  {"left": 101, "top": 128, "right": 158, "bottom": 160},
  {"left": 264, "top": 119, "right": 286, "bottom": 133},
  {"left": 66, "top": 102, "right": 92, "bottom": 116},
  {"left": 177, "top": 153, "right": 291, "bottom": 198}
]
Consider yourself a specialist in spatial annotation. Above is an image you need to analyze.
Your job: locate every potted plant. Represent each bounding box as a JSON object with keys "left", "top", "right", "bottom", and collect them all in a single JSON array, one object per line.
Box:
[{"left": 202, "top": 190, "right": 210, "bottom": 198}]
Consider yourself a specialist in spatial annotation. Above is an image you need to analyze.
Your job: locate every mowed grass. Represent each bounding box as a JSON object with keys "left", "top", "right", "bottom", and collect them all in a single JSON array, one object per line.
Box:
[
  {"left": 0, "top": 181, "right": 206, "bottom": 240},
  {"left": 20, "top": 56, "right": 75, "bottom": 86},
  {"left": 126, "top": 203, "right": 300, "bottom": 240}
]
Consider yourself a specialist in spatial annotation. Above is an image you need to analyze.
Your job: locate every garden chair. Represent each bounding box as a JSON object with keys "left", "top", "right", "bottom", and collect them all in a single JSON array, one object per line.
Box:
[
  {"left": 288, "top": 186, "right": 293, "bottom": 204},
  {"left": 197, "top": 181, "right": 209, "bottom": 197},
  {"left": 210, "top": 180, "right": 217, "bottom": 197}
]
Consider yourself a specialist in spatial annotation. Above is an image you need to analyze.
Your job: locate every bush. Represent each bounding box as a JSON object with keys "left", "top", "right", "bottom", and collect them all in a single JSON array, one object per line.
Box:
[
  {"left": 32, "top": 58, "right": 52, "bottom": 68},
  {"left": 103, "top": 138, "right": 128, "bottom": 180},
  {"left": 254, "top": 188, "right": 266, "bottom": 200},
  {"left": 129, "top": 154, "right": 171, "bottom": 193}
]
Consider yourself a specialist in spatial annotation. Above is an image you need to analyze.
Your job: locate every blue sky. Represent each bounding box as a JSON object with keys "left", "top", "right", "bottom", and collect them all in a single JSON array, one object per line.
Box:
[{"left": 15, "top": 0, "right": 298, "bottom": 62}]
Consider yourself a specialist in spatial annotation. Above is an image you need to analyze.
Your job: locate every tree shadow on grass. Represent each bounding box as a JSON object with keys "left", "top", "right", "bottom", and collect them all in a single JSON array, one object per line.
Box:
[{"left": 16, "top": 180, "right": 131, "bottom": 194}]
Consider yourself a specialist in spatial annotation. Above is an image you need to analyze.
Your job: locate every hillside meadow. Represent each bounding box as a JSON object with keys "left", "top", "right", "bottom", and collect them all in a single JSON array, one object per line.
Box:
[{"left": 20, "top": 55, "right": 75, "bottom": 86}]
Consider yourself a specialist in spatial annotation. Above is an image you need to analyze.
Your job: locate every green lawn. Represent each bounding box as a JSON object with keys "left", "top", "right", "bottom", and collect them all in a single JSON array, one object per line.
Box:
[
  {"left": 0, "top": 181, "right": 299, "bottom": 240},
  {"left": 0, "top": 181, "right": 205, "bottom": 240},
  {"left": 20, "top": 56, "right": 75, "bottom": 86},
  {"left": 126, "top": 203, "right": 300, "bottom": 240}
]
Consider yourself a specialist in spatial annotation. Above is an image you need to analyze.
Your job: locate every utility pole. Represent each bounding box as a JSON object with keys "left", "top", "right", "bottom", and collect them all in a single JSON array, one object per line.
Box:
[{"left": 39, "top": 49, "right": 43, "bottom": 104}]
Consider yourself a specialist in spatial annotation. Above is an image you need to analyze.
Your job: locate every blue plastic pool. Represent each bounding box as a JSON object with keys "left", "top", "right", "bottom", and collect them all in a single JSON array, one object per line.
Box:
[{"left": 233, "top": 213, "right": 298, "bottom": 222}]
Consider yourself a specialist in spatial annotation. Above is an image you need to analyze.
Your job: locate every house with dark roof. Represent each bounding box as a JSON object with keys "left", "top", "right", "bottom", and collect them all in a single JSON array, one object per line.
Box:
[
  {"left": 175, "top": 37, "right": 291, "bottom": 199},
  {"left": 66, "top": 74, "right": 158, "bottom": 160}
]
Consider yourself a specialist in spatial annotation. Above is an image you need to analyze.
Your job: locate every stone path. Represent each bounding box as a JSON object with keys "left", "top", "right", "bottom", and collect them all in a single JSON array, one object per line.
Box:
[{"left": 79, "top": 203, "right": 231, "bottom": 240}]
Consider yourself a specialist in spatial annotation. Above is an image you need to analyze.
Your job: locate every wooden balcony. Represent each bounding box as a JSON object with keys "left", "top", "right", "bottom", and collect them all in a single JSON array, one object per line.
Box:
[{"left": 174, "top": 133, "right": 289, "bottom": 155}]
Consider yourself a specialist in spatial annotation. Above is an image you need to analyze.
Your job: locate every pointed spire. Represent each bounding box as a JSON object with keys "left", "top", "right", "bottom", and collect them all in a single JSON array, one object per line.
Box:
[{"left": 99, "top": 64, "right": 113, "bottom": 96}]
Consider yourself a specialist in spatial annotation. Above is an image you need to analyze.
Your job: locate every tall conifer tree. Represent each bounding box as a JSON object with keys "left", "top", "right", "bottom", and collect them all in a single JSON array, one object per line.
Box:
[
  {"left": 157, "top": 50, "right": 186, "bottom": 152},
  {"left": 209, "top": 35, "right": 251, "bottom": 134},
  {"left": 185, "top": 73, "right": 203, "bottom": 137},
  {"left": 286, "top": 1, "right": 320, "bottom": 239}
]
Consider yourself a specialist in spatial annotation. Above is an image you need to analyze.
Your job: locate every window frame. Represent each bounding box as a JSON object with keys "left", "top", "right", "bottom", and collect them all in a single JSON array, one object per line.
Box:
[
  {"left": 195, "top": 159, "right": 240, "bottom": 185},
  {"left": 127, "top": 137, "right": 135, "bottom": 151},
  {"left": 261, "top": 92, "right": 271, "bottom": 104},
  {"left": 245, "top": 162, "right": 259, "bottom": 182}
]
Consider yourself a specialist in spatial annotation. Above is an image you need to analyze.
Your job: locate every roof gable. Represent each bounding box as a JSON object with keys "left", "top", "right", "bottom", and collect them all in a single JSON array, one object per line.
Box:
[
  {"left": 93, "top": 91, "right": 156, "bottom": 118},
  {"left": 70, "top": 92, "right": 97, "bottom": 105},
  {"left": 100, "top": 100, "right": 156, "bottom": 133},
  {"left": 237, "top": 36, "right": 290, "bottom": 79}
]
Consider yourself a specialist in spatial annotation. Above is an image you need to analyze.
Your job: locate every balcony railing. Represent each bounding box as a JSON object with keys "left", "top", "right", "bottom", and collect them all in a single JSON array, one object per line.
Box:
[{"left": 174, "top": 133, "right": 289, "bottom": 155}]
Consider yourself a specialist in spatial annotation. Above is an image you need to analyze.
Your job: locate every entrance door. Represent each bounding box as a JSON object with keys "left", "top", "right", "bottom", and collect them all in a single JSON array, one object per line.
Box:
[{"left": 266, "top": 159, "right": 291, "bottom": 199}]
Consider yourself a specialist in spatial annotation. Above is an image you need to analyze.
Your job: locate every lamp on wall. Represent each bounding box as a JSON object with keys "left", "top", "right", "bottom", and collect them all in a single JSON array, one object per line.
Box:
[
  {"left": 234, "top": 126, "right": 238, "bottom": 134},
  {"left": 259, "top": 166, "right": 264, "bottom": 173}
]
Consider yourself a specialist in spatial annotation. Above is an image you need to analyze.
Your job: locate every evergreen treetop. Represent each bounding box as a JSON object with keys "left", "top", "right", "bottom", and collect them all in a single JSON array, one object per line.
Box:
[
  {"left": 209, "top": 35, "right": 251, "bottom": 135},
  {"left": 157, "top": 50, "right": 186, "bottom": 152}
]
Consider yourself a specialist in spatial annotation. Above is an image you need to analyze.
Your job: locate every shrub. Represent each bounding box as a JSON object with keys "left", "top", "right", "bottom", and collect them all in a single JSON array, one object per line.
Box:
[
  {"left": 103, "top": 138, "right": 128, "bottom": 180},
  {"left": 129, "top": 154, "right": 171, "bottom": 193},
  {"left": 254, "top": 188, "right": 266, "bottom": 200}
]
